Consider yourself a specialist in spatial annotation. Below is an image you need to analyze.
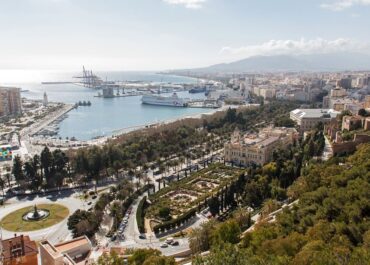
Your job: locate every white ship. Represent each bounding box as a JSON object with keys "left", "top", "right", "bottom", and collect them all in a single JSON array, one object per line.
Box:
[{"left": 141, "top": 93, "right": 189, "bottom": 107}]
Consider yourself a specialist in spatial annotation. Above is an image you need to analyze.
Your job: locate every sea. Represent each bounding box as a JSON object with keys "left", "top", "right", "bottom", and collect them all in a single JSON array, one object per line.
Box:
[{"left": 0, "top": 70, "right": 214, "bottom": 141}]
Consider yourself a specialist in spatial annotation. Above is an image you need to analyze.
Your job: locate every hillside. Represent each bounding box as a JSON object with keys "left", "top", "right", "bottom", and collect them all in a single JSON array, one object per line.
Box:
[
  {"left": 194, "top": 143, "right": 370, "bottom": 265},
  {"left": 172, "top": 53, "right": 370, "bottom": 73}
]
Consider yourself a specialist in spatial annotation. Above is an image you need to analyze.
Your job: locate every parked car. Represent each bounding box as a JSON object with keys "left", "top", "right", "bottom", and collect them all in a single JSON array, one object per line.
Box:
[
  {"left": 160, "top": 243, "right": 168, "bottom": 248},
  {"left": 87, "top": 201, "right": 92, "bottom": 205},
  {"left": 165, "top": 237, "right": 174, "bottom": 244},
  {"left": 139, "top": 234, "right": 146, "bottom": 239},
  {"left": 170, "top": 241, "right": 179, "bottom": 246}
]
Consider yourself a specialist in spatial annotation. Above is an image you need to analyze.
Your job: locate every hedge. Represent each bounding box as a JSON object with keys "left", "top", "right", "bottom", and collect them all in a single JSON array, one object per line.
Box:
[
  {"left": 153, "top": 208, "right": 197, "bottom": 234},
  {"left": 136, "top": 196, "right": 147, "bottom": 234}
]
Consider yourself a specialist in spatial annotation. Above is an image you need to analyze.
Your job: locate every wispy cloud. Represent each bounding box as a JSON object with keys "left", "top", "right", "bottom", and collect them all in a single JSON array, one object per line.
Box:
[
  {"left": 320, "top": 0, "right": 370, "bottom": 11},
  {"left": 163, "top": 0, "right": 207, "bottom": 9},
  {"left": 219, "top": 38, "right": 369, "bottom": 59}
]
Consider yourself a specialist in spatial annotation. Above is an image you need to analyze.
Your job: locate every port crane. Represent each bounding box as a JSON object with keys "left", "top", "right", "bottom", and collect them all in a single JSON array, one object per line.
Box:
[{"left": 73, "top": 66, "right": 103, "bottom": 88}]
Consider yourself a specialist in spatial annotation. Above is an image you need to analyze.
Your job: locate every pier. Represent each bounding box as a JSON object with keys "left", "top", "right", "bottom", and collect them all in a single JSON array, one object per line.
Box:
[{"left": 21, "top": 104, "right": 75, "bottom": 137}]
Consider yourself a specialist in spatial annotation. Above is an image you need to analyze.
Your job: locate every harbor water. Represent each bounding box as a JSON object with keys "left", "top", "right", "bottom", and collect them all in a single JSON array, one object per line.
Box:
[{"left": 2, "top": 71, "right": 214, "bottom": 140}]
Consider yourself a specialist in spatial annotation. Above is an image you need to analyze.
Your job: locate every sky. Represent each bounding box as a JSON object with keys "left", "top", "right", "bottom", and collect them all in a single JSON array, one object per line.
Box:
[{"left": 0, "top": 0, "right": 370, "bottom": 71}]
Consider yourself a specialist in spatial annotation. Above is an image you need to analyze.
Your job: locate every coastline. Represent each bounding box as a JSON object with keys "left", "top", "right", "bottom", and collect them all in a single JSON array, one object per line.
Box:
[
  {"left": 30, "top": 104, "right": 237, "bottom": 149},
  {"left": 87, "top": 105, "right": 230, "bottom": 145}
]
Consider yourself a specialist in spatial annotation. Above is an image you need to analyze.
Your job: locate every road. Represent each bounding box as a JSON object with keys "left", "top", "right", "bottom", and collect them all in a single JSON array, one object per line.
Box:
[
  {"left": 106, "top": 194, "right": 208, "bottom": 256},
  {"left": 0, "top": 190, "right": 87, "bottom": 244}
]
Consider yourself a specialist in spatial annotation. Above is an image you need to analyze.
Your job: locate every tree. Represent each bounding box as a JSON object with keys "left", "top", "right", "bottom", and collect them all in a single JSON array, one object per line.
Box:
[
  {"left": 193, "top": 243, "right": 249, "bottom": 265},
  {"left": 41, "top": 147, "right": 53, "bottom": 187},
  {"left": 142, "top": 255, "right": 176, "bottom": 265},
  {"left": 127, "top": 249, "right": 174, "bottom": 265},
  {"left": 12, "top": 155, "right": 24, "bottom": 187},
  {"left": 96, "top": 251, "right": 125, "bottom": 265},
  {"left": 358, "top": 108, "right": 368, "bottom": 117},
  {"left": 67, "top": 209, "right": 99, "bottom": 238},
  {"left": 189, "top": 220, "right": 217, "bottom": 254},
  {"left": 0, "top": 177, "right": 5, "bottom": 196},
  {"left": 158, "top": 207, "right": 171, "bottom": 220},
  {"left": 87, "top": 146, "right": 103, "bottom": 191},
  {"left": 212, "top": 220, "right": 241, "bottom": 245},
  {"left": 232, "top": 207, "right": 252, "bottom": 230},
  {"left": 24, "top": 161, "right": 37, "bottom": 190},
  {"left": 208, "top": 196, "right": 220, "bottom": 217}
]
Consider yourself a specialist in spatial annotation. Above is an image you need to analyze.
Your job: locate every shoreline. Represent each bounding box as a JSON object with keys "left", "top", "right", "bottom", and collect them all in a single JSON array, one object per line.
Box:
[
  {"left": 29, "top": 104, "right": 240, "bottom": 149},
  {"left": 84, "top": 105, "right": 230, "bottom": 145}
]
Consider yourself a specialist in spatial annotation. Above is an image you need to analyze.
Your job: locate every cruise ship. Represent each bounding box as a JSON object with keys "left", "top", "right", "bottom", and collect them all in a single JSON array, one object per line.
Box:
[{"left": 141, "top": 93, "right": 189, "bottom": 107}]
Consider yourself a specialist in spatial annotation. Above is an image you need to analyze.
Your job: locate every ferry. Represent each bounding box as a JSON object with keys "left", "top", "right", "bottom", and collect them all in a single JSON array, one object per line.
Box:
[{"left": 141, "top": 93, "right": 189, "bottom": 107}]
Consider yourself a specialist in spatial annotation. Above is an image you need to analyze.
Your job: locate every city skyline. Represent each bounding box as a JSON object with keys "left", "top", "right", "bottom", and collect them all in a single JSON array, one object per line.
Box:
[{"left": 1, "top": 0, "right": 370, "bottom": 70}]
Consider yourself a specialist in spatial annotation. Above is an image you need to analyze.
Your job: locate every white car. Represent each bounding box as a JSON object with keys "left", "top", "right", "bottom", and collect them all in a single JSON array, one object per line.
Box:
[{"left": 160, "top": 243, "right": 168, "bottom": 248}]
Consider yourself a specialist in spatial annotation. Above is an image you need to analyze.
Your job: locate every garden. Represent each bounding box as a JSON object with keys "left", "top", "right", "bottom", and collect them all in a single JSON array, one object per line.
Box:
[{"left": 145, "top": 163, "right": 245, "bottom": 233}]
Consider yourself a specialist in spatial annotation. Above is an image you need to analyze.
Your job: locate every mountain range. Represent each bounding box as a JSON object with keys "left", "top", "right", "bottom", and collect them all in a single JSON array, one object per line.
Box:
[{"left": 172, "top": 53, "right": 370, "bottom": 73}]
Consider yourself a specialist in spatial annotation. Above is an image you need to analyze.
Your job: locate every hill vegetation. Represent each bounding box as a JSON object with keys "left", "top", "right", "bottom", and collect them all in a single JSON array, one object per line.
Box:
[{"left": 193, "top": 143, "right": 370, "bottom": 265}]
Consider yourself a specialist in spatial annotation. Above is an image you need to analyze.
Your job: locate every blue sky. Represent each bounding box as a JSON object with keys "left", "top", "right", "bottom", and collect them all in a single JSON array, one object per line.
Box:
[{"left": 0, "top": 0, "right": 369, "bottom": 70}]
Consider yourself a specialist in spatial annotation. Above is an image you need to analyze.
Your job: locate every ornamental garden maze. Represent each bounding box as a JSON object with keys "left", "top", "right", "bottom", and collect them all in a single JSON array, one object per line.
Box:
[{"left": 143, "top": 163, "right": 246, "bottom": 235}]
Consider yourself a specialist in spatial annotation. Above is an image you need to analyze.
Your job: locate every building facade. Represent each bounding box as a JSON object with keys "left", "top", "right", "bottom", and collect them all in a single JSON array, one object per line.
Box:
[
  {"left": 224, "top": 127, "right": 298, "bottom": 166},
  {"left": 0, "top": 235, "right": 38, "bottom": 265},
  {"left": 0, "top": 87, "right": 22, "bottom": 118}
]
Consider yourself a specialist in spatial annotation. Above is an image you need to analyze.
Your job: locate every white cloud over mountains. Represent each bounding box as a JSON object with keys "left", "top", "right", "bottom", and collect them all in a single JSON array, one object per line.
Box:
[
  {"left": 320, "top": 0, "right": 370, "bottom": 11},
  {"left": 163, "top": 0, "right": 207, "bottom": 9},
  {"left": 219, "top": 38, "right": 369, "bottom": 59}
]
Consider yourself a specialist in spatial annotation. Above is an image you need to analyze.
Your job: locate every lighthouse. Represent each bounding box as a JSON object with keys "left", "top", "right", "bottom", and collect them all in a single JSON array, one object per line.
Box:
[{"left": 43, "top": 92, "right": 48, "bottom": 107}]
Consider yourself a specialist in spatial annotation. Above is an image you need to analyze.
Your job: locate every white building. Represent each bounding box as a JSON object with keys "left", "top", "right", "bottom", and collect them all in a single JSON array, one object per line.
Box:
[{"left": 290, "top": 108, "right": 339, "bottom": 132}]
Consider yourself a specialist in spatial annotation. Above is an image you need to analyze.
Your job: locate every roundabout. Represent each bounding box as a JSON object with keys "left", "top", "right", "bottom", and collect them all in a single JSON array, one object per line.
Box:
[{"left": 0, "top": 203, "right": 69, "bottom": 232}]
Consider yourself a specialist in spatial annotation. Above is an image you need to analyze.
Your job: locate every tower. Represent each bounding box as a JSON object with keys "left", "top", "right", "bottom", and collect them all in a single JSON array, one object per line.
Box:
[{"left": 43, "top": 92, "right": 48, "bottom": 107}]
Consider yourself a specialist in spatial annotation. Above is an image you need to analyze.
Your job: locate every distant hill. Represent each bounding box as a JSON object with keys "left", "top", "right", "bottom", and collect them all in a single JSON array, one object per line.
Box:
[{"left": 173, "top": 53, "right": 370, "bottom": 73}]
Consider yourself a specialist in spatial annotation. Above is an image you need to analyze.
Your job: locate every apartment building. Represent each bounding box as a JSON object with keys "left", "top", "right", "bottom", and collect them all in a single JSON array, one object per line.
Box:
[
  {"left": 0, "top": 87, "right": 22, "bottom": 118},
  {"left": 224, "top": 127, "right": 298, "bottom": 166}
]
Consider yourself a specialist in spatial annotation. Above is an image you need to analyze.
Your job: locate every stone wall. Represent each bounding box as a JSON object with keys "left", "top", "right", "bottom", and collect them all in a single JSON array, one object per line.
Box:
[{"left": 332, "top": 134, "right": 370, "bottom": 155}]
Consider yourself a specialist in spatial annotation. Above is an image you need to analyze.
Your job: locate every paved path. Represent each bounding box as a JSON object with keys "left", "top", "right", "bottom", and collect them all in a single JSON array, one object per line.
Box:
[
  {"left": 322, "top": 135, "right": 333, "bottom": 161},
  {"left": 106, "top": 194, "right": 208, "bottom": 256}
]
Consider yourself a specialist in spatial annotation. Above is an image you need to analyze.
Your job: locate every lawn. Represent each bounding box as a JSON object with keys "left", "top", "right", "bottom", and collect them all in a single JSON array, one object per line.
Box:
[{"left": 0, "top": 203, "right": 69, "bottom": 232}]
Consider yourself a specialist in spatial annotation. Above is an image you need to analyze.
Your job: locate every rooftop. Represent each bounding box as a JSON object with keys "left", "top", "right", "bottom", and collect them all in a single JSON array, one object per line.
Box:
[
  {"left": 291, "top": 108, "right": 339, "bottom": 119},
  {"left": 1, "top": 234, "right": 38, "bottom": 261},
  {"left": 54, "top": 236, "right": 90, "bottom": 253}
]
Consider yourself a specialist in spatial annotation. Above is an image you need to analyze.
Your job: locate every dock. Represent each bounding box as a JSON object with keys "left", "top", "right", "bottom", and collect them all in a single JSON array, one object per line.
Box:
[{"left": 21, "top": 104, "right": 75, "bottom": 137}]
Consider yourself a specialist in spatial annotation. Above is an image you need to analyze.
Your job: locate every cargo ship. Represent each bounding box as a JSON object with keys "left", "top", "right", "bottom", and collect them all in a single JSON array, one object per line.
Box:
[{"left": 141, "top": 93, "right": 189, "bottom": 107}]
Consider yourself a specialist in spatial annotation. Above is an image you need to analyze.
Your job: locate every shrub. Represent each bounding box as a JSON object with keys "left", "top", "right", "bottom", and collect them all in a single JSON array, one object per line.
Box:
[
  {"left": 153, "top": 208, "right": 197, "bottom": 234},
  {"left": 137, "top": 196, "right": 147, "bottom": 234}
]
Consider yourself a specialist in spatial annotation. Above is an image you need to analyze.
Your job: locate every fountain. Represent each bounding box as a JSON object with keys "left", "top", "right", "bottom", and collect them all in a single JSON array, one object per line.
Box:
[{"left": 22, "top": 205, "right": 50, "bottom": 221}]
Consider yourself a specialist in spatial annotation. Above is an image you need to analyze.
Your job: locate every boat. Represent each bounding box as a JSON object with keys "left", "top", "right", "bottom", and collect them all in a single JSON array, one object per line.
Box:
[
  {"left": 189, "top": 86, "right": 206, "bottom": 94},
  {"left": 141, "top": 93, "right": 189, "bottom": 107}
]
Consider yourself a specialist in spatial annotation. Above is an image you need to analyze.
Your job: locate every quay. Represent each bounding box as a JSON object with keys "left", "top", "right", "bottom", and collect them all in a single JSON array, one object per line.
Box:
[
  {"left": 41, "top": 81, "right": 75, "bottom": 85},
  {"left": 20, "top": 104, "right": 75, "bottom": 137}
]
